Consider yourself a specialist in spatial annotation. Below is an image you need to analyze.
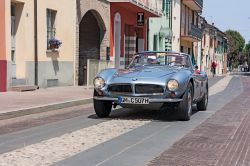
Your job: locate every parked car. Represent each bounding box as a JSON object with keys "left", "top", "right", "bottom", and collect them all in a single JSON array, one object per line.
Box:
[{"left": 93, "top": 51, "right": 208, "bottom": 121}]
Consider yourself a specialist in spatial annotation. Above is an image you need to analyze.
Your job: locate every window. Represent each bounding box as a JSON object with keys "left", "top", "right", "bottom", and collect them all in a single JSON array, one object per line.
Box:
[
  {"left": 203, "top": 34, "right": 206, "bottom": 47},
  {"left": 188, "top": 48, "right": 191, "bottom": 55},
  {"left": 47, "top": 9, "right": 56, "bottom": 49},
  {"left": 153, "top": 35, "right": 158, "bottom": 51},
  {"left": 210, "top": 37, "right": 213, "bottom": 48},
  {"left": 162, "top": 0, "right": 166, "bottom": 11},
  {"left": 181, "top": 46, "right": 184, "bottom": 53},
  {"left": 192, "top": 11, "right": 195, "bottom": 25}
]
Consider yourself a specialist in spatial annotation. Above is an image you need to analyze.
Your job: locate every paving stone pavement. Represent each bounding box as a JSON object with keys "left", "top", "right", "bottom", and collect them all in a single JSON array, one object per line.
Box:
[{"left": 147, "top": 76, "right": 250, "bottom": 166}]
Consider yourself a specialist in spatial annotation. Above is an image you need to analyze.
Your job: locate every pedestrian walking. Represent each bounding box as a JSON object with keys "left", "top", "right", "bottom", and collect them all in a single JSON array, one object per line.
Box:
[{"left": 211, "top": 61, "right": 217, "bottom": 77}]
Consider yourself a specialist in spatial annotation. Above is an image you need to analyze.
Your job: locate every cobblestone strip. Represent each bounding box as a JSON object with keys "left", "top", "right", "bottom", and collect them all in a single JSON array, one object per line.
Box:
[
  {"left": 215, "top": 79, "right": 250, "bottom": 166},
  {"left": 147, "top": 77, "right": 250, "bottom": 166},
  {"left": 0, "top": 119, "right": 150, "bottom": 166},
  {"left": 209, "top": 75, "right": 232, "bottom": 96}
]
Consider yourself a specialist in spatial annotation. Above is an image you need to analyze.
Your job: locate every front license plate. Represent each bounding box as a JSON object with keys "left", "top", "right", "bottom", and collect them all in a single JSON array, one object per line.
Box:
[{"left": 118, "top": 97, "right": 149, "bottom": 104}]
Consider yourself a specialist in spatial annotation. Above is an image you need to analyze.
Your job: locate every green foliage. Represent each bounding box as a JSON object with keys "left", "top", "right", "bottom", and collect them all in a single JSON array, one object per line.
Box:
[
  {"left": 225, "top": 30, "right": 245, "bottom": 66},
  {"left": 225, "top": 30, "right": 245, "bottom": 54},
  {"left": 245, "top": 41, "right": 250, "bottom": 53},
  {"left": 242, "top": 41, "right": 250, "bottom": 65}
]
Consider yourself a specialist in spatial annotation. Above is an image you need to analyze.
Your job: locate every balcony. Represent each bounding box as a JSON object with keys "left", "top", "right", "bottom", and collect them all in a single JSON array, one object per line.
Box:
[
  {"left": 181, "top": 25, "right": 202, "bottom": 42},
  {"left": 108, "top": 0, "right": 162, "bottom": 16},
  {"left": 182, "top": 0, "right": 203, "bottom": 12}
]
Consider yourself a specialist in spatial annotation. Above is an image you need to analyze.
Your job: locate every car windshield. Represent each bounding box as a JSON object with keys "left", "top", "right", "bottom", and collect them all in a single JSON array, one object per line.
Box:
[{"left": 129, "top": 52, "right": 192, "bottom": 68}]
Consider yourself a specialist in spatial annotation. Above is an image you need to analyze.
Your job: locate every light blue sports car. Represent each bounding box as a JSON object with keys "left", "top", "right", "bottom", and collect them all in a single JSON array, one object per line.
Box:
[{"left": 93, "top": 51, "right": 208, "bottom": 121}]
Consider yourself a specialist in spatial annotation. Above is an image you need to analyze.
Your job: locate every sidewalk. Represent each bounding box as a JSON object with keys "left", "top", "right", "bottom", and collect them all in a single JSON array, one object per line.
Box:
[{"left": 0, "top": 86, "right": 93, "bottom": 120}]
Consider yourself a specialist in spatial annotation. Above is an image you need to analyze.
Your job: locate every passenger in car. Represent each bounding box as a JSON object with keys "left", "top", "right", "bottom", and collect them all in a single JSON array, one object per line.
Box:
[{"left": 194, "top": 65, "right": 200, "bottom": 74}]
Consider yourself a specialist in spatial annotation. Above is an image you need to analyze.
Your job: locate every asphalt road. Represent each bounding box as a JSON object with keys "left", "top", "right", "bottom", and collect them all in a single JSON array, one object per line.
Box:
[{"left": 0, "top": 75, "right": 240, "bottom": 166}]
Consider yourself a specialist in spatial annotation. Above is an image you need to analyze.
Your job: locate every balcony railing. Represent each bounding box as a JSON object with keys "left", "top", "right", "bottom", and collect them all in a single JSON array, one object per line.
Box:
[
  {"left": 133, "top": 0, "right": 161, "bottom": 12},
  {"left": 183, "top": 0, "right": 203, "bottom": 11},
  {"left": 195, "top": 0, "right": 203, "bottom": 8},
  {"left": 108, "top": 0, "right": 162, "bottom": 16},
  {"left": 189, "top": 25, "right": 202, "bottom": 39}
]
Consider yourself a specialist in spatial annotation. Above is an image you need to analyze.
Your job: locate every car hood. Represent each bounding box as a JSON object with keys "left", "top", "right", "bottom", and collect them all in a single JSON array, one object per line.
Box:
[{"left": 114, "top": 66, "right": 177, "bottom": 79}]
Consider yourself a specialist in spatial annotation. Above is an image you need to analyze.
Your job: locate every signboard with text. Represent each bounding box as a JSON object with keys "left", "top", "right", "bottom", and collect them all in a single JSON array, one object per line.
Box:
[{"left": 137, "top": 12, "right": 144, "bottom": 26}]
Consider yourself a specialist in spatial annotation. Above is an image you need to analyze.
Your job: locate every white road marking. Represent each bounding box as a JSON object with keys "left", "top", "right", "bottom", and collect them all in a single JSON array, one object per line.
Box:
[{"left": 209, "top": 76, "right": 232, "bottom": 96}]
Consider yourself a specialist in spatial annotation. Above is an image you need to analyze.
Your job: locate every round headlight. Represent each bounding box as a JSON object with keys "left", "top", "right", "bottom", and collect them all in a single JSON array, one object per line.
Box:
[
  {"left": 167, "top": 79, "right": 179, "bottom": 91},
  {"left": 94, "top": 77, "right": 105, "bottom": 89}
]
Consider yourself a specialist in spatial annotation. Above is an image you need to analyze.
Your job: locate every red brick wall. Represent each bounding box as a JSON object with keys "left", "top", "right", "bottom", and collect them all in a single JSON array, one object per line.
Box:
[
  {"left": 0, "top": 61, "right": 7, "bottom": 92},
  {"left": 0, "top": 0, "right": 6, "bottom": 92},
  {"left": 110, "top": 3, "right": 148, "bottom": 57}
]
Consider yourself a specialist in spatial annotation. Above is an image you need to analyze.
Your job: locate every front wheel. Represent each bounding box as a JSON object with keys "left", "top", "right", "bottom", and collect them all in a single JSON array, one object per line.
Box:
[
  {"left": 177, "top": 83, "right": 193, "bottom": 121},
  {"left": 94, "top": 99, "right": 112, "bottom": 118}
]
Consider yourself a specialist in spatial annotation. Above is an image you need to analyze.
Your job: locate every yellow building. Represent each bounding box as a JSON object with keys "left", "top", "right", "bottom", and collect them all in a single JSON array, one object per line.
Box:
[
  {"left": 201, "top": 23, "right": 228, "bottom": 75},
  {"left": 180, "top": 0, "right": 203, "bottom": 58},
  {"left": 5, "top": 0, "right": 76, "bottom": 89},
  {"left": 172, "top": 0, "right": 203, "bottom": 62}
]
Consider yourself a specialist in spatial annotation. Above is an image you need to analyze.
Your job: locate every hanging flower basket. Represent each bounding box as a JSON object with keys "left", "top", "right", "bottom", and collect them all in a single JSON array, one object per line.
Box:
[{"left": 49, "top": 38, "right": 62, "bottom": 49}]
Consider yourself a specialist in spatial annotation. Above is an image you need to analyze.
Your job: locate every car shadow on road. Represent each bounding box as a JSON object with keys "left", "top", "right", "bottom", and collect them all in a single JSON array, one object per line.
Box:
[{"left": 88, "top": 105, "right": 198, "bottom": 122}]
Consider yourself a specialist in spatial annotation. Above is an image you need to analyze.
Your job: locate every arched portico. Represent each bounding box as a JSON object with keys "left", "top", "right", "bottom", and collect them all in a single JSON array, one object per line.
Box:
[
  {"left": 75, "top": 0, "right": 110, "bottom": 86},
  {"left": 78, "top": 10, "right": 106, "bottom": 85}
]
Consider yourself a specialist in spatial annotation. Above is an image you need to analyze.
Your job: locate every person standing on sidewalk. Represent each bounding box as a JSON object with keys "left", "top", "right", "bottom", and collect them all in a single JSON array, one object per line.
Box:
[{"left": 211, "top": 61, "right": 217, "bottom": 77}]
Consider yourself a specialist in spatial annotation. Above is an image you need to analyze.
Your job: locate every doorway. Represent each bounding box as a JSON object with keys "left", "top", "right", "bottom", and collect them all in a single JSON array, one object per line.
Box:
[{"left": 79, "top": 10, "right": 104, "bottom": 86}]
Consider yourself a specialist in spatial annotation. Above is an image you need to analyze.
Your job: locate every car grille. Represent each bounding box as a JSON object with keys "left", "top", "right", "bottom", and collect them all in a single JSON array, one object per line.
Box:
[
  {"left": 108, "top": 84, "right": 132, "bottom": 94},
  {"left": 135, "top": 84, "right": 164, "bottom": 94},
  {"left": 108, "top": 84, "right": 164, "bottom": 94}
]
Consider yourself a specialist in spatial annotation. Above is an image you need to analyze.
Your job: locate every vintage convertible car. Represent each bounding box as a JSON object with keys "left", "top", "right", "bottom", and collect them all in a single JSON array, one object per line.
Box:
[{"left": 93, "top": 51, "right": 208, "bottom": 121}]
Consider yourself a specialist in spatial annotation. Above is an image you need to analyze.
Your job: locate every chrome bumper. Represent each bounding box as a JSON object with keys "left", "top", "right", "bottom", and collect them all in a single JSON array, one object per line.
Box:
[{"left": 93, "top": 96, "right": 183, "bottom": 103}]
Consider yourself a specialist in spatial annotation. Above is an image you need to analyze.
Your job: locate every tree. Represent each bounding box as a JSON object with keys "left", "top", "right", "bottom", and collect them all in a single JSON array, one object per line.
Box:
[
  {"left": 243, "top": 41, "right": 250, "bottom": 67},
  {"left": 245, "top": 41, "right": 250, "bottom": 52},
  {"left": 225, "top": 30, "right": 245, "bottom": 68}
]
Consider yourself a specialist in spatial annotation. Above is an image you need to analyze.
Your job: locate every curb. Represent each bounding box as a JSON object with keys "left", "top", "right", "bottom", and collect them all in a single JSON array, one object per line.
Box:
[{"left": 0, "top": 98, "right": 93, "bottom": 120}]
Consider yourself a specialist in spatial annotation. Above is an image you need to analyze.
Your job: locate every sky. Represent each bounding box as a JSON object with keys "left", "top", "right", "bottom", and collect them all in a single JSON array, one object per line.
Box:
[{"left": 202, "top": 0, "right": 250, "bottom": 44}]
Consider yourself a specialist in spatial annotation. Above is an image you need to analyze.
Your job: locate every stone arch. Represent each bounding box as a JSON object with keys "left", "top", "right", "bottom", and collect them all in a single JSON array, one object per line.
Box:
[
  {"left": 75, "top": 0, "right": 110, "bottom": 86},
  {"left": 78, "top": 10, "right": 106, "bottom": 85}
]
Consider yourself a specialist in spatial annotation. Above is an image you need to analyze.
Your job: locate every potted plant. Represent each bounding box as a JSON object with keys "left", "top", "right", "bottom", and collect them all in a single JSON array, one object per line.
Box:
[{"left": 49, "top": 38, "right": 62, "bottom": 49}]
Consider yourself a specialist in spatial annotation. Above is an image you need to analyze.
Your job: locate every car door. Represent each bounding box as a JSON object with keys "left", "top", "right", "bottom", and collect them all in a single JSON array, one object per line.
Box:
[{"left": 192, "top": 70, "right": 202, "bottom": 100}]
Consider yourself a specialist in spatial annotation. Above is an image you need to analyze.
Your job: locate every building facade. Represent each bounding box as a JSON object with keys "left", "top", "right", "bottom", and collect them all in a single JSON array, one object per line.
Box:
[
  {"left": 0, "top": 0, "right": 76, "bottom": 92},
  {"left": 171, "top": 0, "right": 203, "bottom": 64},
  {"left": 147, "top": 0, "right": 172, "bottom": 52},
  {"left": 201, "top": 23, "right": 228, "bottom": 75},
  {"left": 0, "top": 0, "right": 6, "bottom": 92},
  {"left": 109, "top": 0, "right": 162, "bottom": 69},
  {"left": 171, "top": 0, "right": 181, "bottom": 52},
  {"left": 180, "top": 0, "right": 203, "bottom": 63}
]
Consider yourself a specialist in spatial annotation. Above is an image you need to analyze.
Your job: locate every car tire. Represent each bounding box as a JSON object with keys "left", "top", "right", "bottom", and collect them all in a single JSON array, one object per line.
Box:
[
  {"left": 93, "top": 90, "right": 112, "bottom": 118},
  {"left": 178, "top": 83, "right": 193, "bottom": 121},
  {"left": 197, "top": 87, "right": 208, "bottom": 111},
  {"left": 94, "top": 99, "right": 112, "bottom": 118}
]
